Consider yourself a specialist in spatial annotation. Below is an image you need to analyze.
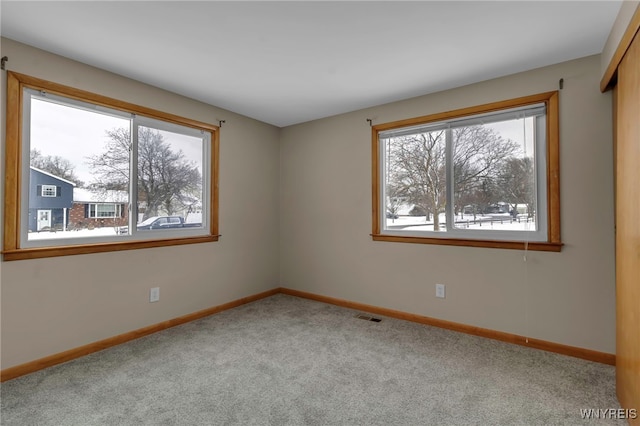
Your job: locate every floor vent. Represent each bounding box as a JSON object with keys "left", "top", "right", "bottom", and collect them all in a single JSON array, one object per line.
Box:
[{"left": 356, "top": 314, "right": 382, "bottom": 322}]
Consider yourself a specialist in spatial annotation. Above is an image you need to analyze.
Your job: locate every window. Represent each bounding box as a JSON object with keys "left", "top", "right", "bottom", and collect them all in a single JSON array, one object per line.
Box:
[
  {"left": 3, "top": 72, "right": 220, "bottom": 260},
  {"left": 88, "top": 204, "right": 123, "bottom": 219},
  {"left": 372, "top": 92, "right": 561, "bottom": 251},
  {"left": 41, "top": 185, "right": 57, "bottom": 197}
]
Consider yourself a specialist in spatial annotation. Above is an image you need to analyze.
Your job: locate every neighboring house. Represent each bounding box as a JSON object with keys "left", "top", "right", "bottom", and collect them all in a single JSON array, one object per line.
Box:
[
  {"left": 70, "top": 188, "right": 128, "bottom": 229},
  {"left": 29, "top": 167, "right": 128, "bottom": 231},
  {"left": 29, "top": 167, "right": 75, "bottom": 232}
]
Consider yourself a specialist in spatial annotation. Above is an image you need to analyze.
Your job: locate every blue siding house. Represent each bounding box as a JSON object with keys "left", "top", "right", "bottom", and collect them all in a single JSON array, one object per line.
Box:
[{"left": 29, "top": 167, "right": 76, "bottom": 232}]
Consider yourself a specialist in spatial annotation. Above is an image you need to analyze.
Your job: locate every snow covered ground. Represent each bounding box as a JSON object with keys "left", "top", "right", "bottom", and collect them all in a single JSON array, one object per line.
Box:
[
  {"left": 385, "top": 213, "right": 536, "bottom": 232},
  {"left": 28, "top": 227, "right": 119, "bottom": 241},
  {"left": 27, "top": 212, "right": 535, "bottom": 242}
]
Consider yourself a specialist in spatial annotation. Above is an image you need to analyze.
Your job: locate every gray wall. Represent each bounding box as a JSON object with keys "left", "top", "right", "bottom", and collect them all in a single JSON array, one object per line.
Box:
[
  {"left": 279, "top": 54, "right": 616, "bottom": 354},
  {"left": 0, "top": 38, "right": 281, "bottom": 369},
  {"left": 0, "top": 40, "right": 616, "bottom": 370}
]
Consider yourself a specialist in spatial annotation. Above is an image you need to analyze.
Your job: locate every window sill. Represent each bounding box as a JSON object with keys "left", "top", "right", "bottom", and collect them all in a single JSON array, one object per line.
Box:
[
  {"left": 2, "top": 235, "right": 220, "bottom": 261},
  {"left": 371, "top": 234, "right": 562, "bottom": 252}
]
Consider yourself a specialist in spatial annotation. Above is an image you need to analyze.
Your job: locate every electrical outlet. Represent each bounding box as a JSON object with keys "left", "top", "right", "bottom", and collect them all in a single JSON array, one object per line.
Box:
[
  {"left": 435, "top": 284, "right": 445, "bottom": 299},
  {"left": 150, "top": 287, "right": 160, "bottom": 303}
]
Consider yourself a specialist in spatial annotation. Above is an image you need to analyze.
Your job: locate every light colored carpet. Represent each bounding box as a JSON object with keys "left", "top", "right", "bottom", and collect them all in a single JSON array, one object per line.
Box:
[{"left": 1, "top": 294, "right": 624, "bottom": 425}]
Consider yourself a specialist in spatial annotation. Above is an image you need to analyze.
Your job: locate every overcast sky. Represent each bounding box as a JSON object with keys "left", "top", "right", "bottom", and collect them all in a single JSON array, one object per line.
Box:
[
  {"left": 487, "top": 118, "right": 535, "bottom": 158},
  {"left": 30, "top": 97, "right": 204, "bottom": 186},
  {"left": 30, "top": 95, "right": 533, "bottom": 189}
]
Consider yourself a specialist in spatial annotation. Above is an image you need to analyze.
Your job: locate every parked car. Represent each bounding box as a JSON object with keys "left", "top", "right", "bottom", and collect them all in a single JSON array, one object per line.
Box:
[
  {"left": 137, "top": 216, "right": 201, "bottom": 230},
  {"left": 117, "top": 216, "right": 202, "bottom": 234}
]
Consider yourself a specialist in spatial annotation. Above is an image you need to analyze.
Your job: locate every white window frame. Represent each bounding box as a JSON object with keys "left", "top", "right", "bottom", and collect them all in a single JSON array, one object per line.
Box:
[
  {"left": 89, "top": 203, "right": 123, "bottom": 219},
  {"left": 20, "top": 89, "right": 211, "bottom": 248},
  {"left": 41, "top": 184, "right": 57, "bottom": 197},
  {"left": 379, "top": 105, "right": 548, "bottom": 242}
]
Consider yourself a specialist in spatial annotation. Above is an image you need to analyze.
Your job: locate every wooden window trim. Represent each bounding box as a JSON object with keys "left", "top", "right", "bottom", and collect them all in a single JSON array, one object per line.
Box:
[
  {"left": 371, "top": 91, "right": 562, "bottom": 252},
  {"left": 3, "top": 71, "right": 220, "bottom": 261}
]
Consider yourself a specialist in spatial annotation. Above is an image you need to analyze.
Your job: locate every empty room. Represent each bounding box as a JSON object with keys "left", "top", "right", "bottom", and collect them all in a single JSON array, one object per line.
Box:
[{"left": 1, "top": 1, "right": 639, "bottom": 425}]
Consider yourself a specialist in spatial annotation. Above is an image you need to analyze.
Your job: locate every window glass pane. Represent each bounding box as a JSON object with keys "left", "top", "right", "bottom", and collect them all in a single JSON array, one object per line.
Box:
[
  {"left": 96, "top": 204, "right": 117, "bottom": 217},
  {"left": 27, "top": 95, "right": 130, "bottom": 240},
  {"left": 136, "top": 125, "right": 204, "bottom": 232},
  {"left": 41, "top": 185, "right": 56, "bottom": 197},
  {"left": 452, "top": 117, "right": 537, "bottom": 232},
  {"left": 384, "top": 129, "right": 448, "bottom": 232}
]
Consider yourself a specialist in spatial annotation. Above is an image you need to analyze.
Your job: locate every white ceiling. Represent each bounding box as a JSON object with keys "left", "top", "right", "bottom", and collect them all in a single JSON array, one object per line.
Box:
[{"left": 1, "top": 1, "right": 622, "bottom": 127}]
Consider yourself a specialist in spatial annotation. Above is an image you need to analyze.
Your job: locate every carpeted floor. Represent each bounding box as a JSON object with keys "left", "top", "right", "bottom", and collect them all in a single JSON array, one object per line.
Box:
[{"left": 0, "top": 294, "right": 625, "bottom": 425}]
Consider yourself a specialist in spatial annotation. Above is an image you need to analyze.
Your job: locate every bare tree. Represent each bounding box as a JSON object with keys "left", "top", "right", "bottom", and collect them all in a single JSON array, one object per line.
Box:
[
  {"left": 388, "top": 130, "right": 447, "bottom": 230},
  {"left": 30, "top": 149, "right": 84, "bottom": 186},
  {"left": 386, "top": 126, "right": 517, "bottom": 230},
  {"left": 496, "top": 156, "right": 536, "bottom": 218},
  {"left": 385, "top": 183, "right": 404, "bottom": 223},
  {"left": 452, "top": 126, "right": 518, "bottom": 216},
  {"left": 88, "top": 127, "right": 202, "bottom": 219}
]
